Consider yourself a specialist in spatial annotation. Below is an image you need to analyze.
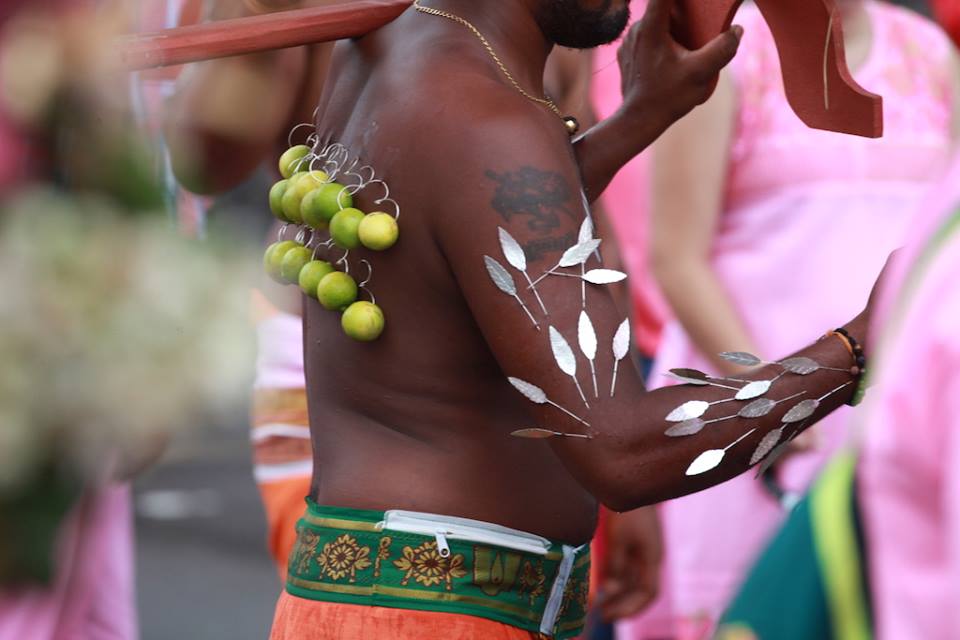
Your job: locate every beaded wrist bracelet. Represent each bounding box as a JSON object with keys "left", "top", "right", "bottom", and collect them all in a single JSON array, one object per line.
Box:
[{"left": 827, "top": 327, "right": 867, "bottom": 406}]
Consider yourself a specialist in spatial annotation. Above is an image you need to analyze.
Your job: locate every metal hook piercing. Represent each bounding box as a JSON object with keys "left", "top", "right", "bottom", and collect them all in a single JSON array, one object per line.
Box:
[
  {"left": 376, "top": 196, "right": 401, "bottom": 221},
  {"left": 336, "top": 249, "right": 350, "bottom": 273},
  {"left": 287, "top": 122, "right": 315, "bottom": 149},
  {"left": 358, "top": 259, "right": 374, "bottom": 288}
]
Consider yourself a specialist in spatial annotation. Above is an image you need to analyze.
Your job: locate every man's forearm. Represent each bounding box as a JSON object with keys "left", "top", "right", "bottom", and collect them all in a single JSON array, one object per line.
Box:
[
  {"left": 551, "top": 313, "right": 870, "bottom": 512},
  {"left": 573, "top": 104, "right": 670, "bottom": 202}
]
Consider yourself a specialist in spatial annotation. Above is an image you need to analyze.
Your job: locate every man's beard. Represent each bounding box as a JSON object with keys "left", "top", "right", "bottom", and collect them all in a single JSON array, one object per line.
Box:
[{"left": 536, "top": 0, "right": 631, "bottom": 49}]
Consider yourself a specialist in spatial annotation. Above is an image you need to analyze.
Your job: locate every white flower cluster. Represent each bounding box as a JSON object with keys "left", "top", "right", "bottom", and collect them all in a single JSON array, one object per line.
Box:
[{"left": 0, "top": 189, "right": 255, "bottom": 492}]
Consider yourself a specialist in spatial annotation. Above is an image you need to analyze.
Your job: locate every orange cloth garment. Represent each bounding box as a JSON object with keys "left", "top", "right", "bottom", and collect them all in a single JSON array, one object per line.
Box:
[
  {"left": 270, "top": 593, "right": 547, "bottom": 640},
  {"left": 252, "top": 387, "right": 313, "bottom": 575}
]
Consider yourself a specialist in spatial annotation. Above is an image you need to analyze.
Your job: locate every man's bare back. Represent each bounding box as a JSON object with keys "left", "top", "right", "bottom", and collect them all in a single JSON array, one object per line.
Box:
[
  {"left": 303, "top": 0, "right": 868, "bottom": 545},
  {"left": 305, "top": 11, "right": 599, "bottom": 543}
]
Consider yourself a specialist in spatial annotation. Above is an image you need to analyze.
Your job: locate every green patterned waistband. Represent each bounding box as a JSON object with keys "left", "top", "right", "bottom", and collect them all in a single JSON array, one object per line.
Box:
[{"left": 285, "top": 502, "right": 591, "bottom": 639}]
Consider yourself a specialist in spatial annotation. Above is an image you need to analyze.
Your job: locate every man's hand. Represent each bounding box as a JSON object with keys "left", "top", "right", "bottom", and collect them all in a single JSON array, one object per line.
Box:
[
  {"left": 574, "top": 0, "right": 743, "bottom": 200},
  {"left": 599, "top": 507, "right": 663, "bottom": 622},
  {"left": 617, "top": 0, "right": 743, "bottom": 128}
]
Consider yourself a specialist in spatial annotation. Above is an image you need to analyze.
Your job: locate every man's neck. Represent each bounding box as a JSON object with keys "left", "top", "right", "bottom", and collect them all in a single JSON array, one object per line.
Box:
[{"left": 417, "top": 0, "right": 553, "bottom": 96}]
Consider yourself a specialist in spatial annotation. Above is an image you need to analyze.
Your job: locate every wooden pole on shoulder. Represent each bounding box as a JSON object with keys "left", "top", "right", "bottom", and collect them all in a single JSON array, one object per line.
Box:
[{"left": 117, "top": 0, "right": 411, "bottom": 71}]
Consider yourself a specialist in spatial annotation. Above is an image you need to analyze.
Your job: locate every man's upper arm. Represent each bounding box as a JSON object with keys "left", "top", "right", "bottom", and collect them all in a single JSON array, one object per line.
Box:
[{"left": 428, "top": 108, "right": 646, "bottom": 444}]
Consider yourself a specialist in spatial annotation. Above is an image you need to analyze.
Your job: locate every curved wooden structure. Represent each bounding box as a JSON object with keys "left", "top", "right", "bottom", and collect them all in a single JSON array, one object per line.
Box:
[
  {"left": 674, "top": 0, "right": 883, "bottom": 138},
  {"left": 117, "top": 0, "right": 411, "bottom": 71}
]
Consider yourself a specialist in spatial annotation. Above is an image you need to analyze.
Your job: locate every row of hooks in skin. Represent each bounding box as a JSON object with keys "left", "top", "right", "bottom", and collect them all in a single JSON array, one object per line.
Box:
[{"left": 287, "top": 125, "right": 401, "bottom": 222}]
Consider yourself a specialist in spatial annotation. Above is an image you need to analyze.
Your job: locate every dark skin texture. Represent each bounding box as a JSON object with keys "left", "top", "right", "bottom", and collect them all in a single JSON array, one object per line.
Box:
[{"left": 299, "top": 0, "right": 872, "bottom": 545}]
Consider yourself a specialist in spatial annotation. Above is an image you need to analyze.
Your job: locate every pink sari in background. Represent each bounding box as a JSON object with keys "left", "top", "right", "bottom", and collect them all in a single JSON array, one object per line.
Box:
[
  {"left": 0, "top": 487, "right": 136, "bottom": 640},
  {"left": 859, "top": 154, "right": 960, "bottom": 640},
  {"left": 591, "top": 0, "right": 670, "bottom": 361},
  {"left": 619, "top": 3, "right": 956, "bottom": 638}
]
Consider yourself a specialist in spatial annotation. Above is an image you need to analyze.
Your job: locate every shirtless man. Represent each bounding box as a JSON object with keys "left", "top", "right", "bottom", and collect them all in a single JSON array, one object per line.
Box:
[{"left": 172, "top": 0, "right": 875, "bottom": 637}]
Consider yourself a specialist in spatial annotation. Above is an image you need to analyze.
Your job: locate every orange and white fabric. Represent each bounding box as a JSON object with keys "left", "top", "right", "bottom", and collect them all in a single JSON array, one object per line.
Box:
[{"left": 251, "top": 291, "right": 313, "bottom": 573}]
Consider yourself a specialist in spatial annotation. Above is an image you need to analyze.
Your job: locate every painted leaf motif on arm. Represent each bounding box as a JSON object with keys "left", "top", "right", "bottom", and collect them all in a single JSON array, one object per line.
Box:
[
  {"left": 497, "top": 227, "right": 527, "bottom": 272},
  {"left": 558, "top": 239, "right": 602, "bottom": 268},
  {"left": 508, "top": 377, "right": 547, "bottom": 404},
  {"left": 549, "top": 326, "right": 578, "bottom": 377},
  {"left": 665, "top": 419, "right": 706, "bottom": 437},
  {"left": 578, "top": 311, "right": 597, "bottom": 360},
  {"left": 750, "top": 428, "right": 784, "bottom": 466},
  {"left": 719, "top": 351, "right": 762, "bottom": 367},
  {"left": 484, "top": 256, "right": 518, "bottom": 295},
  {"left": 582, "top": 269, "right": 628, "bottom": 284},
  {"left": 578, "top": 214, "right": 594, "bottom": 244},
  {"left": 613, "top": 318, "right": 631, "bottom": 361},
  {"left": 686, "top": 449, "right": 726, "bottom": 476}
]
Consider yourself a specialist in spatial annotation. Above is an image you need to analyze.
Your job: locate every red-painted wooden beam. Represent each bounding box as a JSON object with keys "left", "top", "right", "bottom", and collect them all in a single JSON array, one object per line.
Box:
[
  {"left": 116, "top": 0, "right": 880, "bottom": 137},
  {"left": 117, "top": 0, "right": 411, "bottom": 71}
]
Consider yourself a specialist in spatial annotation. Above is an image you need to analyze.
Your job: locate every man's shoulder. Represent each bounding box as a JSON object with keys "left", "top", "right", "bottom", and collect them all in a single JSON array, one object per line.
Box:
[{"left": 410, "top": 65, "right": 558, "bottom": 133}]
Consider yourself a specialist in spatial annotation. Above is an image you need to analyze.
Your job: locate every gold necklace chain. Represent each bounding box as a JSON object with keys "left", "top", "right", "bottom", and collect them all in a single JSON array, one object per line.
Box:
[{"left": 412, "top": 0, "right": 567, "bottom": 120}]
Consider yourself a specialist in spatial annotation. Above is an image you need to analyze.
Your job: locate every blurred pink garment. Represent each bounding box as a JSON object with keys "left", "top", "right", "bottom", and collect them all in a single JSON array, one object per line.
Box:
[
  {"left": 619, "top": 3, "right": 956, "bottom": 638},
  {"left": 254, "top": 311, "right": 306, "bottom": 391},
  {"left": 590, "top": 0, "right": 670, "bottom": 358},
  {"left": 0, "top": 486, "right": 136, "bottom": 640},
  {"left": 860, "top": 154, "right": 960, "bottom": 640}
]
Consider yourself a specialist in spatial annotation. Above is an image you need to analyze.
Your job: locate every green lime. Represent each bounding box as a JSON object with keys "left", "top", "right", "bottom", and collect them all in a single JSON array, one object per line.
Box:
[
  {"left": 358, "top": 212, "right": 399, "bottom": 251},
  {"left": 291, "top": 170, "right": 329, "bottom": 197},
  {"left": 330, "top": 208, "right": 366, "bottom": 249},
  {"left": 300, "top": 189, "right": 329, "bottom": 230},
  {"left": 282, "top": 171, "right": 331, "bottom": 225},
  {"left": 281, "top": 187, "right": 304, "bottom": 224},
  {"left": 280, "top": 245, "right": 313, "bottom": 284},
  {"left": 342, "top": 301, "right": 385, "bottom": 341},
  {"left": 298, "top": 260, "right": 334, "bottom": 298},
  {"left": 312, "top": 182, "right": 353, "bottom": 223},
  {"left": 317, "top": 271, "right": 358, "bottom": 311},
  {"left": 263, "top": 240, "right": 299, "bottom": 282},
  {"left": 269, "top": 179, "right": 290, "bottom": 221},
  {"left": 279, "top": 145, "right": 311, "bottom": 179}
]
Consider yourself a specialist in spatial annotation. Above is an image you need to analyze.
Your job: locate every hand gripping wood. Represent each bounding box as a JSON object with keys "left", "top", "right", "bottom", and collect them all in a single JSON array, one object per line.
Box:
[{"left": 115, "top": 0, "right": 881, "bottom": 137}]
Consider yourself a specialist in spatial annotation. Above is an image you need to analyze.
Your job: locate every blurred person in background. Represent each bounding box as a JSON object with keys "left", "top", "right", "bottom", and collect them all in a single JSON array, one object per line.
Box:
[
  {"left": 604, "top": 1, "right": 960, "bottom": 638},
  {"left": 0, "top": 1, "right": 248, "bottom": 638},
  {"left": 164, "top": 0, "right": 335, "bottom": 575},
  {"left": 719, "top": 153, "right": 960, "bottom": 640},
  {"left": 0, "top": 4, "right": 137, "bottom": 639}
]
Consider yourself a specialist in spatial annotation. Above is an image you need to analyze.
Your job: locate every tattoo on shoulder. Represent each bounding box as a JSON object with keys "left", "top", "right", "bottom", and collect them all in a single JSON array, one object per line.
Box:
[
  {"left": 522, "top": 231, "right": 577, "bottom": 263},
  {"left": 485, "top": 167, "right": 579, "bottom": 263},
  {"left": 486, "top": 167, "right": 576, "bottom": 235}
]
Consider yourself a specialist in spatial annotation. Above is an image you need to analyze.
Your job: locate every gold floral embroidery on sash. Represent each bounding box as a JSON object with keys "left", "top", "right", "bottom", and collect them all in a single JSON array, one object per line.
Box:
[
  {"left": 575, "top": 579, "right": 589, "bottom": 612},
  {"left": 394, "top": 541, "right": 467, "bottom": 590},
  {"left": 374, "top": 536, "right": 393, "bottom": 578},
  {"left": 316, "top": 534, "right": 372, "bottom": 583},
  {"left": 290, "top": 528, "right": 320, "bottom": 576},
  {"left": 517, "top": 559, "right": 546, "bottom": 606}
]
